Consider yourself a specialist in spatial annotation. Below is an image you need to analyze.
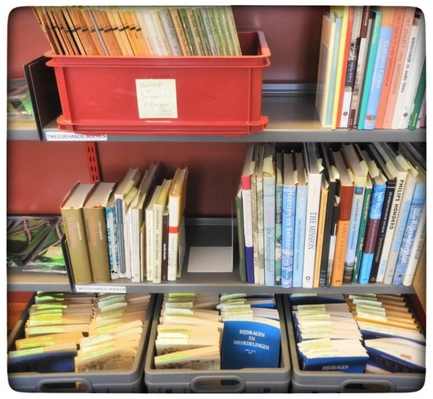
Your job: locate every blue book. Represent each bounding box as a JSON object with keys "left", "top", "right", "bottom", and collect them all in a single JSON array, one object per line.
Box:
[
  {"left": 105, "top": 196, "right": 119, "bottom": 280},
  {"left": 357, "top": 9, "right": 383, "bottom": 129},
  {"left": 325, "top": 12, "right": 343, "bottom": 126},
  {"left": 263, "top": 144, "right": 276, "bottom": 286},
  {"left": 221, "top": 319, "right": 281, "bottom": 369},
  {"left": 362, "top": 7, "right": 394, "bottom": 130},
  {"left": 281, "top": 152, "right": 297, "bottom": 288},
  {"left": 392, "top": 172, "right": 426, "bottom": 285},
  {"left": 292, "top": 151, "right": 308, "bottom": 288}
]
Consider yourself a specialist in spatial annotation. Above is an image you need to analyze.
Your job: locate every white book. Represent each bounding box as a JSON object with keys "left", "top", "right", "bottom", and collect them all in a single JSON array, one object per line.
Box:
[
  {"left": 302, "top": 143, "right": 323, "bottom": 288},
  {"left": 145, "top": 185, "right": 162, "bottom": 282},
  {"left": 251, "top": 146, "right": 260, "bottom": 285},
  {"left": 158, "top": 7, "right": 183, "bottom": 55},
  {"left": 391, "top": 12, "right": 422, "bottom": 129},
  {"left": 372, "top": 143, "right": 408, "bottom": 283},
  {"left": 263, "top": 144, "right": 276, "bottom": 286},
  {"left": 382, "top": 146, "right": 418, "bottom": 285},
  {"left": 255, "top": 145, "right": 265, "bottom": 285}
]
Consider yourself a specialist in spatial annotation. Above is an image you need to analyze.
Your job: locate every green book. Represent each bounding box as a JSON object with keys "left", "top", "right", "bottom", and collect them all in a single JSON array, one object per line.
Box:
[
  {"left": 193, "top": 7, "right": 212, "bottom": 55},
  {"left": 178, "top": 7, "right": 198, "bottom": 55},
  {"left": 206, "top": 7, "right": 224, "bottom": 55},
  {"left": 409, "top": 59, "right": 426, "bottom": 130}
]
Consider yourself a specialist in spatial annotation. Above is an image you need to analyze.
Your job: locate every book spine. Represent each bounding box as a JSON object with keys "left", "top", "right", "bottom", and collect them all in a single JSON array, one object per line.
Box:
[
  {"left": 83, "top": 207, "right": 110, "bottom": 283},
  {"left": 256, "top": 172, "right": 265, "bottom": 285},
  {"left": 392, "top": 185, "right": 425, "bottom": 286},
  {"left": 193, "top": 7, "right": 212, "bottom": 55},
  {"left": 185, "top": 7, "right": 205, "bottom": 55},
  {"left": 330, "top": 185, "right": 354, "bottom": 287},
  {"left": 145, "top": 205, "right": 154, "bottom": 282},
  {"left": 375, "top": 176, "right": 407, "bottom": 283},
  {"left": 369, "top": 182, "right": 396, "bottom": 283},
  {"left": 178, "top": 7, "right": 198, "bottom": 55},
  {"left": 241, "top": 176, "right": 254, "bottom": 284},
  {"left": 350, "top": 185, "right": 372, "bottom": 284},
  {"left": 362, "top": 13, "right": 393, "bottom": 130},
  {"left": 61, "top": 208, "right": 93, "bottom": 285},
  {"left": 374, "top": 7, "right": 406, "bottom": 129},
  {"left": 235, "top": 193, "right": 246, "bottom": 283},
  {"left": 274, "top": 181, "right": 283, "bottom": 286},
  {"left": 302, "top": 174, "right": 322, "bottom": 288},
  {"left": 281, "top": 185, "right": 296, "bottom": 288},
  {"left": 114, "top": 198, "right": 127, "bottom": 278},
  {"left": 348, "top": 6, "right": 372, "bottom": 128},
  {"left": 129, "top": 208, "right": 140, "bottom": 284},
  {"left": 251, "top": 166, "right": 260, "bottom": 285},
  {"left": 357, "top": 182, "right": 386, "bottom": 284},
  {"left": 357, "top": 10, "right": 382, "bottom": 130},
  {"left": 158, "top": 8, "right": 183, "bottom": 55},
  {"left": 313, "top": 182, "right": 329, "bottom": 287},
  {"left": 263, "top": 177, "right": 276, "bottom": 286},
  {"left": 105, "top": 204, "right": 119, "bottom": 280},
  {"left": 383, "top": 174, "right": 416, "bottom": 284},
  {"left": 200, "top": 7, "right": 218, "bottom": 55},
  {"left": 293, "top": 186, "right": 307, "bottom": 287},
  {"left": 326, "top": 202, "right": 340, "bottom": 287},
  {"left": 408, "top": 60, "right": 426, "bottom": 130},
  {"left": 403, "top": 206, "right": 426, "bottom": 286},
  {"left": 382, "top": 7, "right": 416, "bottom": 129},
  {"left": 161, "top": 212, "right": 169, "bottom": 282}
]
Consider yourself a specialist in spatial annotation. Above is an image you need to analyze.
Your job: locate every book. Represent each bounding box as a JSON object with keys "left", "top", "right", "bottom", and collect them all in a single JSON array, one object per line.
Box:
[
  {"left": 341, "top": 143, "right": 368, "bottom": 283},
  {"left": 292, "top": 151, "right": 307, "bottom": 288},
  {"left": 185, "top": 7, "right": 205, "bottom": 56},
  {"left": 129, "top": 163, "right": 160, "bottom": 283},
  {"left": 177, "top": 7, "right": 198, "bottom": 56},
  {"left": 391, "top": 10, "right": 424, "bottom": 129},
  {"left": 167, "top": 167, "right": 188, "bottom": 282},
  {"left": 83, "top": 181, "right": 116, "bottom": 284},
  {"left": 221, "top": 318, "right": 281, "bottom": 369},
  {"left": 395, "top": 11, "right": 425, "bottom": 130},
  {"left": 391, "top": 161, "right": 425, "bottom": 286},
  {"left": 315, "top": 9, "right": 338, "bottom": 127},
  {"left": 361, "top": 6, "right": 395, "bottom": 130},
  {"left": 338, "top": 6, "right": 364, "bottom": 128},
  {"left": 104, "top": 192, "right": 120, "bottom": 280},
  {"left": 255, "top": 144, "right": 265, "bottom": 285},
  {"left": 348, "top": 6, "right": 372, "bottom": 128},
  {"left": 281, "top": 151, "right": 296, "bottom": 288},
  {"left": 381, "top": 7, "right": 417, "bottom": 129},
  {"left": 262, "top": 143, "right": 276, "bottom": 286},
  {"left": 351, "top": 169, "right": 372, "bottom": 285},
  {"left": 274, "top": 151, "right": 283, "bottom": 286},
  {"left": 334, "top": 5, "right": 355, "bottom": 128},
  {"left": 329, "top": 149, "right": 354, "bottom": 287},
  {"left": 408, "top": 59, "right": 426, "bottom": 130},
  {"left": 356, "top": 147, "right": 387, "bottom": 285},
  {"left": 374, "top": 7, "right": 407, "bottom": 129},
  {"left": 114, "top": 167, "right": 141, "bottom": 280},
  {"left": 154, "top": 345, "right": 220, "bottom": 370},
  {"left": 317, "top": 144, "right": 339, "bottom": 288},
  {"left": 153, "top": 178, "right": 172, "bottom": 284},
  {"left": 158, "top": 7, "right": 183, "bottom": 56},
  {"left": 356, "top": 8, "right": 382, "bottom": 130},
  {"left": 145, "top": 184, "right": 162, "bottom": 282},
  {"left": 235, "top": 184, "right": 246, "bottom": 283},
  {"left": 381, "top": 144, "right": 418, "bottom": 285},
  {"left": 330, "top": 6, "right": 350, "bottom": 129},
  {"left": 240, "top": 145, "right": 256, "bottom": 284},
  {"left": 60, "top": 182, "right": 95, "bottom": 285},
  {"left": 199, "top": 7, "right": 218, "bottom": 55},
  {"left": 302, "top": 142, "right": 323, "bottom": 288}
]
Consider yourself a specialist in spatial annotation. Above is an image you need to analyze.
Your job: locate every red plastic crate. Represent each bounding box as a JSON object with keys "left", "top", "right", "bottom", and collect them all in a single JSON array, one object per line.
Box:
[{"left": 46, "top": 31, "right": 271, "bottom": 136}]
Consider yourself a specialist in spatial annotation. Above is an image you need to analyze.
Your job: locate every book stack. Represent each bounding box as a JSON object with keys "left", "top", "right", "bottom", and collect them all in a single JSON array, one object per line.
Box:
[
  {"left": 8, "top": 292, "right": 95, "bottom": 373},
  {"left": 75, "top": 293, "right": 152, "bottom": 372},
  {"left": 153, "top": 293, "right": 222, "bottom": 370},
  {"left": 61, "top": 164, "right": 188, "bottom": 285},
  {"left": 290, "top": 294, "right": 369, "bottom": 373},
  {"left": 32, "top": 6, "right": 242, "bottom": 57},
  {"left": 315, "top": 6, "right": 426, "bottom": 131},
  {"left": 219, "top": 293, "right": 281, "bottom": 369},
  {"left": 345, "top": 293, "right": 426, "bottom": 374},
  {"left": 237, "top": 142, "right": 426, "bottom": 287}
]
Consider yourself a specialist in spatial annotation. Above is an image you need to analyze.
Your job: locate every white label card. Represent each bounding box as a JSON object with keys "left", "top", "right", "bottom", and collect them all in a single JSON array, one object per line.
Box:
[
  {"left": 136, "top": 79, "right": 178, "bottom": 119},
  {"left": 75, "top": 285, "right": 127, "bottom": 294}
]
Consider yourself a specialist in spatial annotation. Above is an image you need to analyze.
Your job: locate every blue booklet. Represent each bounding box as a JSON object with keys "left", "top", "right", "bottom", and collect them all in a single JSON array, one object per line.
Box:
[{"left": 221, "top": 319, "right": 281, "bottom": 369}]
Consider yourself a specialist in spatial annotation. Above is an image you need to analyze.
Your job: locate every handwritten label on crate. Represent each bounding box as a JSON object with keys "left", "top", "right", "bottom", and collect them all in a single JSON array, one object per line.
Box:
[
  {"left": 136, "top": 79, "right": 178, "bottom": 119},
  {"left": 75, "top": 285, "right": 127, "bottom": 294}
]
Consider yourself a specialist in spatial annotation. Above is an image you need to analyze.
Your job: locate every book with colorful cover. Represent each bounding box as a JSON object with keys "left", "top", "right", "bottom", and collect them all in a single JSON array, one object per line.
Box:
[
  {"left": 362, "top": 7, "right": 395, "bottom": 130},
  {"left": 281, "top": 151, "right": 297, "bottom": 288},
  {"left": 408, "top": 59, "right": 426, "bottom": 130}
]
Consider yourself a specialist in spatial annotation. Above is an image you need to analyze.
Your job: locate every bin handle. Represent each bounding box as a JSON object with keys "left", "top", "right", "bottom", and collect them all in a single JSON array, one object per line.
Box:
[
  {"left": 35, "top": 377, "right": 93, "bottom": 393},
  {"left": 340, "top": 379, "right": 396, "bottom": 393},
  {"left": 256, "top": 30, "right": 271, "bottom": 59},
  {"left": 190, "top": 375, "right": 246, "bottom": 393}
]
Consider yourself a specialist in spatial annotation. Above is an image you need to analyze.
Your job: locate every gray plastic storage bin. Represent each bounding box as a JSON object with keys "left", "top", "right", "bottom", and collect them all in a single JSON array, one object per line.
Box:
[
  {"left": 8, "top": 293, "right": 157, "bottom": 393},
  {"left": 282, "top": 295, "right": 425, "bottom": 393},
  {"left": 144, "top": 294, "right": 291, "bottom": 393}
]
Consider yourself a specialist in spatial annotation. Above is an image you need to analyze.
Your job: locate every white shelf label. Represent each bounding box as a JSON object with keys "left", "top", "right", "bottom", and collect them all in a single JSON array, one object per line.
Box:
[
  {"left": 75, "top": 285, "right": 127, "bottom": 294},
  {"left": 136, "top": 79, "right": 178, "bottom": 119},
  {"left": 45, "top": 132, "right": 108, "bottom": 141}
]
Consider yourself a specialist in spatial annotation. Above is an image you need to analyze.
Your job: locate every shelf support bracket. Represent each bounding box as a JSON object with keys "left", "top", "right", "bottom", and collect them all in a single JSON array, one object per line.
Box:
[{"left": 84, "top": 142, "right": 101, "bottom": 182}]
